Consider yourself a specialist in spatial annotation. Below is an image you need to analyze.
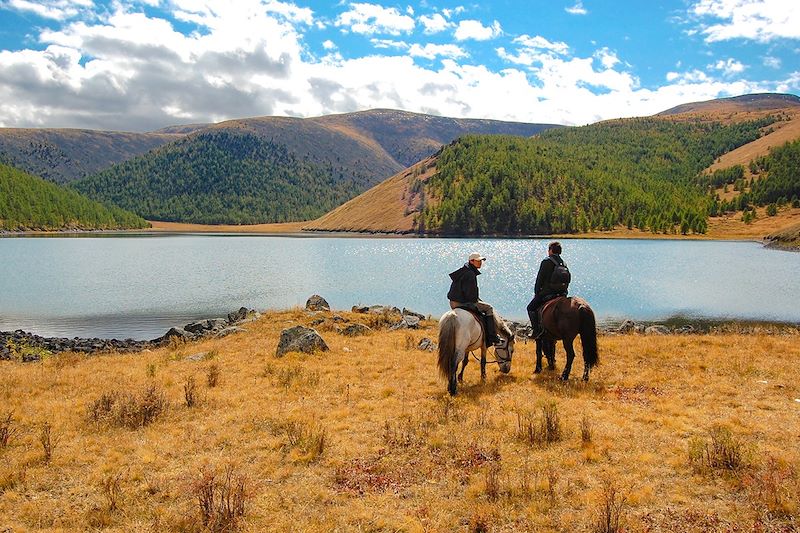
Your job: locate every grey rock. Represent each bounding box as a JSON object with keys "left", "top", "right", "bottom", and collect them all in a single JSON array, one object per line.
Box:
[
  {"left": 402, "top": 308, "right": 425, "bottom": 320},
  {"left": 276, "top": 326, "right": 329, "bottom": 357},
  {"left": 227, "top": 307, "right": 249, "bottom": 323},
  {"left": 206, "top": 318, "right": 228, "bottom": 331},
  {"left": 184, "top": 321, "right": 208, "bottom": 334},
  {"left": 368, "top": 305, "right": 401, "bottom": 315},
  {"left": 332, "top": 315, "right": 347, "bottom": 322},
  {"left": 186, "top": 352, "right": 208, "bottom": 362},
  {"left": 617, "top": 319, "right": 636, "bottom": 333},
  {"left": 306, "top": 294, "right": 330, "bottom": 312},
  {"left": 310, "top": 318, "right": 325, "bottom": 326},
  {"left": 674, "top": 325, "right": 695, "bottom": 334},
  {"left": 402, "top": 315, "right": 421, "bottom": 328},
  {"left": 645, "top": 325, "right": 670, "bottom": 335},
  {"left": 163, "top": 327, "right": 192, "bottom": 340},
  {"left": 417, "top": 338, "right": 436, "bottom": 351},
  {"left": 216, "top": 327, "right": 246, "bottom": 338},
  {"left": 351, "top": 305, "right": 370, "bottom": 313},
  {"left": 341, "top": 323, "right": 372, "bottom": 337}
]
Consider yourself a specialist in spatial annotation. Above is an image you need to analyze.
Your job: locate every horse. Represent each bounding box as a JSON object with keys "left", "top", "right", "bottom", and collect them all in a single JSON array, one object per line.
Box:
[
  {"left": 437, "top": 308, "right": 515, "bottom": 396},
  {"left": 533, "top": 296, "right": 599, "bottom": 381}
]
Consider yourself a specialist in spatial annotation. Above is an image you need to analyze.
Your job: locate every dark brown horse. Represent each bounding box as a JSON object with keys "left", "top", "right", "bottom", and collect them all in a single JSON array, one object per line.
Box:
[{"left": 534, "top": 296, "right": 599, "bottom": 381}]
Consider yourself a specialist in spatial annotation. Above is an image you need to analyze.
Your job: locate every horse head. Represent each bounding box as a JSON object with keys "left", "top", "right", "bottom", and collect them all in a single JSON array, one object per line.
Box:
[{"left": 494, "top": 322, "right": 515, "bottom": 374}]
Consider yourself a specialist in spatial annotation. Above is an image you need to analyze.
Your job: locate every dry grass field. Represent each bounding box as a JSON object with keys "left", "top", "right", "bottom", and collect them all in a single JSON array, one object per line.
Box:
[{"left": 1, "top": 310, "right": 799, "bottom": 532}]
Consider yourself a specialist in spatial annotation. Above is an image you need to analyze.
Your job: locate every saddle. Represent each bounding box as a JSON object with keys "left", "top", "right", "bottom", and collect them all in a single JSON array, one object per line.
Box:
[
  {"left": 455, "top": 305, "right": 490, "bottom": 341},
  {"left": 538, "top": 296, "right": 566, "bottom": 326}
]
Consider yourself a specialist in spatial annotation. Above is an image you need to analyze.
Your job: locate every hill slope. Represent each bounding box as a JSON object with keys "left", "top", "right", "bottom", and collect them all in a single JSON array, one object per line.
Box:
[
  {"left": 0, "top": 129, "right": 182, "bottom": 184},
  {"left": 0, "top": 163, "right": 148, "bottom": 231},
  {"left": 73, "top": 110, "right": 558, "bottom": 224}
]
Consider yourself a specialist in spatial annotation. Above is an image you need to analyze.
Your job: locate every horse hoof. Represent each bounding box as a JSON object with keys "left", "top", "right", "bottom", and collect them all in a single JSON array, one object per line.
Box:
[
  {"left": 534, "top": 368, "right": 542, "bottom": 374},
  {"left": 560, "top": 375, "right": 569, "bottom": 381}
]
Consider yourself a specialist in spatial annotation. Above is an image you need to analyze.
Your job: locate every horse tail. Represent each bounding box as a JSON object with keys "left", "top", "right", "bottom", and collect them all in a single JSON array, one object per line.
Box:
[
  {"left": 579, "top": 304, "right": 599, "bottom": 368},
  {"left": 437, "top": 312, "right": 458, "bottom": 381}
]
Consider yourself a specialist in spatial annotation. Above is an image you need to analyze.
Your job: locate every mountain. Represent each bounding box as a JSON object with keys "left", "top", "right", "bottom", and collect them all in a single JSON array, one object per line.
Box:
[
  {"left": 72, "top": 110, "right": 559, "bottom": 224},
  {"left": 305, "top": 94, "right": 800, "bottom": 235},
  {"left": 0, "top": 129, "right": 182, "bottom": 184},
  {"left": 0, "top": 162, "right": 148, "bottom": 231}
]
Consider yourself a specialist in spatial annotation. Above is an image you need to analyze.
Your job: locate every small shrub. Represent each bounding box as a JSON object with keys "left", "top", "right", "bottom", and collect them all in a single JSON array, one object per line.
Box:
[
  {"left": 88, "top": 384, "right": 168, "bottom": 429},
  {"left": 268, "top": 419, "right": 326, "bottom": 463},
  {"left": 484, "top": 463, "right": 501, "bottom": 501},
  {"left": 207, "top": 364, "right": 220, "bottom": 387},
  {"left": 39, "top": 422, "right": 60, "bottom": 463},
  {"left": 404, "top": 334, "right": 415, "bottom": 350},
  {"left": 184, "top": 376, "right": 198, "bottom": 408},
  {"left": 101, "top": 469, "right": 125, "bottom": 512},
  {"left": 190, "top": 464, "right": 253, "bottom": 533},
  {"left": 545, "top": 464, "right": 560, "bottom": 508},
  {"left": 581, "top": 414, "right": 594, "bottom": 444},
  {"left": 469, "top": 505, "right": 495, "bottom": 533},
  {"left": 0, "top": 464, "right": 26, "bottom": 492},
  {"left": 382, "top": 416, "right": 430, "bottom": 449},
  {"left": 516, "top": 402, "right": 562, "bottom": 447},
  {"left": 146, "top": 363, "right": 157, "bottom": 378},
  {"left": 592, "top": 479, "right": 627, "bottom": 533},
  {"left": 689, "top": 425, "right": 749, "bottom": 474},
  {"left": 743, "top": 456, "right": 798, "bottom": 519},
  {"left": 0, "top": 411, "right": 18, "bottom": 448}
]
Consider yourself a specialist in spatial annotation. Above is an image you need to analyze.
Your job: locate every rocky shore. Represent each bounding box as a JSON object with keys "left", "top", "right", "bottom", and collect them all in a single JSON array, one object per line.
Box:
[{"left": 2, "top": 296, "right": 797, "bottom": 362}]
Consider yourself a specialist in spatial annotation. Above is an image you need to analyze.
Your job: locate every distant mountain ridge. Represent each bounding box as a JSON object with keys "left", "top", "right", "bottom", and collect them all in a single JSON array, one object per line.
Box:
[{"left": 657, "top": 93, "right": 800, "bottom": 116}]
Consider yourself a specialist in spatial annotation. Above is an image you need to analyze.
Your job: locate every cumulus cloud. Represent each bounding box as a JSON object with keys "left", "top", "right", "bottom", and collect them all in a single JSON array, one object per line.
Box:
[
  {"left": 335, "top": 2, "right": 415, "bottom": 35},
  {"left": 763, "top": 56, "right": 781, "bottom": 69},
  {"left": 4, "top": 0, "right": 94, "bottom": 21},
  {"left": 409, "top": 43, "right": 467, "bottom": 60},
  {"left": 711, "top": 58, "right": 746, "bottom": 76},
  {"left": 496, "top": 35, "right": 570, "bottom": 66},
  {"left": 418, "top": 13, "right": 452, "bottom": 34},
  {"left": 690, "top": 0, "right": 800, "bottom": 42},
  {"left": 454, "top": 19, "right": 502, "bottom": 41},
  {"left": 565, "top": 1, "right": 588, "bottom": 15}
]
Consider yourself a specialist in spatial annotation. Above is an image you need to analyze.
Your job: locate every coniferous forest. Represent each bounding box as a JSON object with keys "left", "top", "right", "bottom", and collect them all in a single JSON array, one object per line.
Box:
[
  {"left": 71, "top": 130, "right": 375, "bottom": 225},
  {"left": 0, "top": 163, "right": 148, "bottom": 231},
  {"left": 417, "top": 117, "right": 776, "bottom": 235}
]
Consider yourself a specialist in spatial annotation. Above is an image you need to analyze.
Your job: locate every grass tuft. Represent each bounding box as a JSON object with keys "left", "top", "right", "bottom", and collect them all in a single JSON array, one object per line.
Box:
[
  {"left": 689, "top": 424, "right": 749, "bottom": 474},
  {"left": 515, "top": 402, "right": 563, "bottom": 447},
  {"left": 207, "top": 364, "right": 220, "bottom": 387},
  {"left": 592, "top": 479, "right": 627, "bottom": 533},
  {"left": 189, "top": 464, "right": 253, "bottom": 532},
  {"left": 88, "top": 384, "right": 168, "bottom": 429},
  {"left": 0, "top": 411, "right": 17, "bottom": 448},
  {"left": 39, "top": 422, "right": 59, "bottom": 463}
]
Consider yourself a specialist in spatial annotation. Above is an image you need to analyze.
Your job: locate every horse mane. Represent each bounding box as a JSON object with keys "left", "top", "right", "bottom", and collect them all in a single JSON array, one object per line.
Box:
[{"left": 493, "top": 313, "right": 514, "bottom": 339}]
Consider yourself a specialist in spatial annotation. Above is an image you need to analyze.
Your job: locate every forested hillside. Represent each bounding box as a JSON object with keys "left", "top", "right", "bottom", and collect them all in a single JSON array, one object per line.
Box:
[
  {"left": 72, "top": 130, "right": 377, "bottom": 224},
  {"left": 0, "top": 163, "right": 148, "bottom": 231},
  {"left": 415, "top": 117, "right": 775, "bottom": 235}
]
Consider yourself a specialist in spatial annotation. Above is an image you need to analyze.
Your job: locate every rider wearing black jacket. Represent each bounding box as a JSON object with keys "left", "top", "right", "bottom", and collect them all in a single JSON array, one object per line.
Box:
[
  {"left": 447, "top": 252, "right": 501, "bottom": 345},
  {"left": 527, "top": 241, "right": 569, "bottom": 338}
]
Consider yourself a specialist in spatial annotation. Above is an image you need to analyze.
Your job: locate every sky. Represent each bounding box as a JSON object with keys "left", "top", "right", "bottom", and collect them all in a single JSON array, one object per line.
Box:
[{"left": 0, "top": 0, "right": 798, "bottom": 131}]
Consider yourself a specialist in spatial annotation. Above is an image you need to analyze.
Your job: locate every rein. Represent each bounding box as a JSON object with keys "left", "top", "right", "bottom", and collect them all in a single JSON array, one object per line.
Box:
[{"left": 470, "top": 337, "right": 512, "bottom": 365}]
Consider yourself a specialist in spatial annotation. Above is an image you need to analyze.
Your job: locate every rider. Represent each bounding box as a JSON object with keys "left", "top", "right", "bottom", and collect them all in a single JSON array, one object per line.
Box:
[
  {"left": 447, "top": 252, "right": 502, "bottom": 346},
  {"left": 527, "top": 241, "right": 570, "bottom": 339}
]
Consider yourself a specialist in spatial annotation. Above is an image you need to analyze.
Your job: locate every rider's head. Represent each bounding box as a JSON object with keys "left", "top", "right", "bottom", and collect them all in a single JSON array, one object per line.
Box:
[
  {"left": 468, "top": 252, "right": 486, "bottom": 269},
  {"left": 548, "top": 241, "right": 562, "bottom": 256}
]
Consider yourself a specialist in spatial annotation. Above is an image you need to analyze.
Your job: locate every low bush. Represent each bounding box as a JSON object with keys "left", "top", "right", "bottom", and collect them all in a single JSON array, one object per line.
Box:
[
  {"left": 515, "top": 402, "right": 563, "bottom": 447},
  {"left": 189, "top": 464, "right": 253, "bottom": 532},
  {"left": 88, "top": 384, "right": 168, "bottom": 429}
]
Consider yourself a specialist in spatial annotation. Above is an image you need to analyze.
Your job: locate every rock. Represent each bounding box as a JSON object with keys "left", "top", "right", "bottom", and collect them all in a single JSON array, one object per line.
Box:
[
  {"left": 368, "top": 305, "right": 401, "bottom": 315},
  {"left": 184, "top": 321, "right": 208, "bottom": 334},
  {"left": 186, "top": 352, "right": 208, "bottom": 362},
  {"left": 674, "top": 325, "right": 695, "bottom": 334},
  {"left": 216, "top": 327, "right": 246, "bottom": 338},
  {"left": 206, "top": 318, "right": 228, "bottom": 331},
  {"left": 402, "top": 308, "right": 426, "bottom": 320},
  {"left": 402, "top": 315, "right": 421, "bottom": 328},
  {"left": 351, "top": 305, "right": 370, "bottom": 313},
  {"left": 276, "top": 326, "right": 329, "bottom": 357},
  {"left": 310, "top": 318, "right": 325, "bottom": 326},
  {"left": 341, "top": 323, "right": 372, "bottom": 337},
  {"left": 162, "top": 327, "right": 192, "bottom": 341},
  {"left": 227, "top": 307, "right": 250, "bottom": 323},
  {"left": 417, "top": 338, "right": 436, "bottom": 351},
  {"left": 645, "top": 325, "right": 670, "bottom": 335},
  {"left": 306, "top": 295, "right": 330, "bottom": 312},
  {"left": 617, "top": 319, "right": 636, "bottom": 333},
  {"left": 332, "top": 315, "right": 347, "bottom": 322}
]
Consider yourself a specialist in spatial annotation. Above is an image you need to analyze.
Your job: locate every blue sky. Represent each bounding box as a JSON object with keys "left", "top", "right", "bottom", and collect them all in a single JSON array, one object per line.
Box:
[{"left": 0, "top": 0, "right": 797, "bottom": 131}]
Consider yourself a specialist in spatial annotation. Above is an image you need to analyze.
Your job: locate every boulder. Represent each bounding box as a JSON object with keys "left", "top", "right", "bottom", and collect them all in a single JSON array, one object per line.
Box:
[
  {"left": 402, "top": 308, "right": 426, "bottom": 320},
  {"left": 341, "top": 323, "right": 372, "bottom": 337},
  {"left": 162, "top": 327, "right": 193, "bottom": 341},
  {"left": 645, "top": 325, "right": 670, "bottom": 335},
  {"left": 184, "top": 321, "right": 208, "bottom": 334},
  {"left": 673, "top": 325, "right": 695, "bottom": 334},
  {"left": 417, "top": 338, "right": 436, "bottom": 351},
  {"left": 402, "top": 315, "right": 421, "bottom": 328},
  {"left": 186, "top": 352, "right": 208, "bottom": 362},
  {"left": 227, "top": 307, "right": 250, "bottom": 323},
  {"left": 216, "top": 326, "right": 247, "bottom": 338},
  {"left": 276, "top": 326, "right": 329, "bottom": 357},
  {"left": 306, "top": 295, "right": 330, "bottom": 312},
  {"left": 617, "top": 319, "right": 636, "bottom": 334}
]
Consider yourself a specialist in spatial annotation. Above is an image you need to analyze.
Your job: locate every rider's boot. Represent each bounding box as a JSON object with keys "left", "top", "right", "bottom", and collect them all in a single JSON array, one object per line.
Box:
[{"left": 484, "top": 314, "right": 501, "bottom": 345}]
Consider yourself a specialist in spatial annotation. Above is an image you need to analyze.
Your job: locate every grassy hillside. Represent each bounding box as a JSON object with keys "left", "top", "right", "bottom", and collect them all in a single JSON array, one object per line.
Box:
[
  {"left": 0, "top": 163, "right": 148, "bottom": 231},
  {"left": 1, "top": 309, "right": 798, "bottom": 531},
  {"left": 0, "top": 129, "right": 181, "bottom": 184}
]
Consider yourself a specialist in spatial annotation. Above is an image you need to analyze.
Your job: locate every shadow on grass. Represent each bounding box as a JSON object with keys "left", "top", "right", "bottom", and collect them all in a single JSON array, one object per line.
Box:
[{"left": 530, "top": 369, "right": 606, "bottom": 398}]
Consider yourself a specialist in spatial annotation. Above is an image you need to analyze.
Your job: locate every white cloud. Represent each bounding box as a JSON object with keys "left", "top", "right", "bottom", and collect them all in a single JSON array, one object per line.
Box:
[
  {"left": 369, "top": 38, "right": 408, "bottom": 49},
  {"left": 5, "top": 0, "right": 94, "bottom": 20},
  {"left": 408, "top": 43, "right": 467, "bottom": 60},
  {"left": 710, "top": 58, "right": 746, "bottom": 76},
  {"left": 322, "top": 39, "right": 336, "bottom": 50},
  {"left": 454, "top": 19, "right": 502, "bottom": 41},
  {"left": 335, "top": 2, "right": 415, "bottom": 35},
  {"left": 763, "top": 56, "right": 781, "bottom": 69},
  {"left": 418, "top": 13, "right": 452, "bottom": 34},
  {"left": 442, "top": 7, "right": 465, "bottom": 18},
  {"left": 595, "top": 48, "right": 620, "bottom": 69},
  {"left": 565, "top": 1, "right": 588, "bottom": 15},
  {"left": 496, "top": 35, "right": 569, "bottom": 66},
  {"left": 690, "top": 0, "right": 800, "bottom": 42}
]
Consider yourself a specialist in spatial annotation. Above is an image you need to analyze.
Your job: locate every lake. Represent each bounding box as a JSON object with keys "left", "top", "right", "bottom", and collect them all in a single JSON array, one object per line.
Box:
[{"left": 1, "top": 234, "right": 798, "bottom": 340}]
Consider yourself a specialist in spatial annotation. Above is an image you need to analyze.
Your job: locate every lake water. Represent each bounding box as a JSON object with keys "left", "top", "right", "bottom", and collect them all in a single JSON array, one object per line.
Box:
[{"left": 1, "top": 234, "right": 798, "bottom": 340}]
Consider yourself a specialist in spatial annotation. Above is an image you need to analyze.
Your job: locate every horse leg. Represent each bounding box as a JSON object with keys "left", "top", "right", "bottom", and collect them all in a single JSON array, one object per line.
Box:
[
  {"left": 582, "top": 361, "right": 591, "bottom": 382},
  {"left": 534, "top": 339, "right": 543, "bottom": 374},
  {"left": 449, "top": 350, "right": 462, "bottom": 395},
  {"left": 480, "top": 346, "right": 487, "bottom": 381},
  {"left": 546, "top": 338, "right": 556, "bottom": 370},
  {"left": 458, "top": 353, "right": 468, "bottom": 383},
  {"left": 561, "top": 339, "right": 576, "bottom": 381}
]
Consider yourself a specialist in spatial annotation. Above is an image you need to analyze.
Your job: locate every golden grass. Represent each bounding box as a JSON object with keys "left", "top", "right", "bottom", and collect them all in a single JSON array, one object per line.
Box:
[{"left": 1, "top": 310, "right": 799, "bottom": 531}]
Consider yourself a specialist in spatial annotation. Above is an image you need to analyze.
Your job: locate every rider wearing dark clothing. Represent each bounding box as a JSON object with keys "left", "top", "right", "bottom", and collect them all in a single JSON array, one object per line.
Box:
[
  {"left": 448, "top": 252, "right": 501, "bottom": 345},
  {"left": 527, "top": 241, "right": 569, "bottom": 338}
]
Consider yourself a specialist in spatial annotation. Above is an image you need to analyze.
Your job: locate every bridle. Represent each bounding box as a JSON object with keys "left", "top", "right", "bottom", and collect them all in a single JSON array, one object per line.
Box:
[{"left": 471, "top": 335, "right": 514, "bottom": 365}]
